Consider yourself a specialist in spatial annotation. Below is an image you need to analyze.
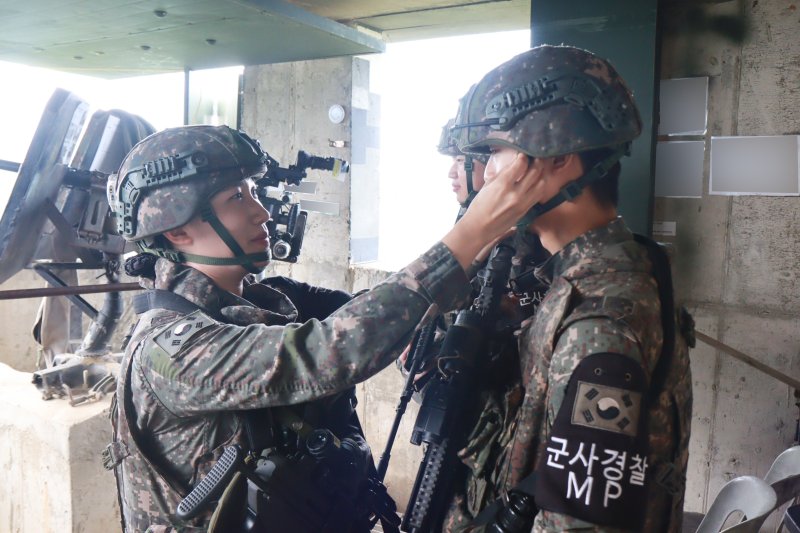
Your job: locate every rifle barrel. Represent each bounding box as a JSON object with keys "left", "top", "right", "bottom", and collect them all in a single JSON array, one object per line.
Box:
[
  {"left": 377, "top": 324, "right": 436, "bottom": 481},
  {"left": 0, "top": 282, "right": 141, "bottom": 300}
]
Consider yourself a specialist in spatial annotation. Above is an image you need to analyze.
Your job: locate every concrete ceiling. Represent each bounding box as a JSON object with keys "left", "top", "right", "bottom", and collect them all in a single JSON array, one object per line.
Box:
[
  {"left": 288, "top": 0, "right": 530, "bottom": 41},
  {"left": 0, "top": 0, "right": 530, "bottom": 78}
]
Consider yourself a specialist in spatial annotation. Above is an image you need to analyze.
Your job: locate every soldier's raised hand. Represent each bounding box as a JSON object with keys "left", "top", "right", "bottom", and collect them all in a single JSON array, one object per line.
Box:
[{"left": 442, "top": 153, "right": 538, "bottom": 270}]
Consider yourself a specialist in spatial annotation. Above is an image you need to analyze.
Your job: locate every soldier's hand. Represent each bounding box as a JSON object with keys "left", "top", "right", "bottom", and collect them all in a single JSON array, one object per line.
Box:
[{"left": 443, "top": 153, "right": 538, "bottom": 270}]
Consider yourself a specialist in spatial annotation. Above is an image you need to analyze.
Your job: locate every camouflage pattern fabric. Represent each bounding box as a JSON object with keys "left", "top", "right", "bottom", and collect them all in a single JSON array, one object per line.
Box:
[
  {"left": 442, "top": 218, "right": 692, "bottom": 532},
  {"left": 452, "top": 45, "right": 642, "bottom": 159},
  {"left": 109, "top": 241, "right": 470, "bottom": 532},
  {"left": 107, "top": 125, "right": 267, "bottom": 241}
]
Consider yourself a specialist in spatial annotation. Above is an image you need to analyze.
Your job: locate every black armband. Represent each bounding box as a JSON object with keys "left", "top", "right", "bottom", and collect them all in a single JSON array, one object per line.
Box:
[{"left": 535, "top": 352, "right": 649, "bottom": 529}]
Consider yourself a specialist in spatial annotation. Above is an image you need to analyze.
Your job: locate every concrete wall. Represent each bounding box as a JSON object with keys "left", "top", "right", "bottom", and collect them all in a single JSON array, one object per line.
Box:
[
  {"left": 0, "top": 270, "right": 46, "bottom": 371},
  {"left": 1, "top": 4, "right": 799, "bottom": 527},
  {"left": 657, "top": 0, "right": 800, "bottom": 527},
  {"left": 241, "top": 56, "right": 362, "bottom": 291},
  {"left": 241, "top": 6, "right": 800, "bottom": 523},
  {"left": 0, "top": 363, "right": 118, "bottom": 533}
]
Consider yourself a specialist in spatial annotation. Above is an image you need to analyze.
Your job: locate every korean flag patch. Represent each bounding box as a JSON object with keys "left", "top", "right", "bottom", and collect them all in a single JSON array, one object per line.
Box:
[{"left": 154, "top": 310, "right": 215, "bottom": 357}]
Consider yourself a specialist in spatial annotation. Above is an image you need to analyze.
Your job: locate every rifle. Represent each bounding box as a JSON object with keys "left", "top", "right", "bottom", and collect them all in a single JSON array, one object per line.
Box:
[
  {"left": 376, "top": 322, "right": 439, "bottom": 481},
  {"left": 401, "top": 238, "right": 516, "bottom": 532}
]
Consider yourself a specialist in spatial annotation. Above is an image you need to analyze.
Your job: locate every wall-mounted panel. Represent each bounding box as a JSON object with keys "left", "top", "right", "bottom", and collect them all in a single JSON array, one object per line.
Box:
[
  {"left": 710, "top": 136, "right": 799, "bottom": 196},
  {"left": 655, "top": 141, "right": 704, "bottom": 198},
  {"left": 658, "top": 77, "right": 708, "bottom": 136}
]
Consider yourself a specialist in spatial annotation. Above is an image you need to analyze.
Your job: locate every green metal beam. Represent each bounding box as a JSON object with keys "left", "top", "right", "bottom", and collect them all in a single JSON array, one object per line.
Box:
[{"left": 530, "top": 0, "right": 659, "bottom": 236}]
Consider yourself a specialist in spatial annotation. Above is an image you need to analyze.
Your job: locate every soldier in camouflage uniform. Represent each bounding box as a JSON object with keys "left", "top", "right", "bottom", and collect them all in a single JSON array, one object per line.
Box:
[
  {"left": 102, "top": 125, "right": 543, "bottom": 532},
  {"left": 440, "top": 45, "right": 694, "bottom": 532}
]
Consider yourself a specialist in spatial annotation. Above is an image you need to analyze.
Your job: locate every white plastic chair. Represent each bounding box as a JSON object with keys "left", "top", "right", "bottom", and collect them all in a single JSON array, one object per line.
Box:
[
  {"left": 695, "top": 476, "right": 777, "bottom": 533},
  {"left": 765, "top": 446, "right": 800, "bottom": 532},
  {"left": 766, "top": 446, "right": 800, "bottom": 505}
]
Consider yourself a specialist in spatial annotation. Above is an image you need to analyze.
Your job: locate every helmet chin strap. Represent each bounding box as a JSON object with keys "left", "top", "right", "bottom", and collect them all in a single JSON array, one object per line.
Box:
[
  {"left": 455, "top": 156, "right": 478, "bottom": 223},
  {"left": 464, "top": 156, "right": 475, "bottom": 200},
  {"left": 515, "top": 143, "right": 629, "bottom": 230},
  {"left": 139, "top": 202, "right": 271, "bottom": 275}
]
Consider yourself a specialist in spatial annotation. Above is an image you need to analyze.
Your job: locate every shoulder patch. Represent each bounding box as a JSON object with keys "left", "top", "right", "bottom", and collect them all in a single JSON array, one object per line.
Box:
[{"left": 154, "top": 310, "right": 216, "bottom": 357}]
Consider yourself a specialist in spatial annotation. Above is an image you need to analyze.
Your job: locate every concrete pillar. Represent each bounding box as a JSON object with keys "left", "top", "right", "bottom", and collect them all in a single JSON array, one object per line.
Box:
[
  {"left": 0, "top": 363, "right": 119, "bottom": 532},
  {"left": 241, "top": 56, "right": 373, "bottom": 291},
  {"left": 0, "top": 270, "right": 45, "bottom": 371}
]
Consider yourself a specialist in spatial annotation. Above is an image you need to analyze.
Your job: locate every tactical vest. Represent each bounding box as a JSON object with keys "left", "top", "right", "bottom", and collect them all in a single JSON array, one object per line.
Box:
[{"left": 104, "top": 310, "right": 209, "bottom": 532}]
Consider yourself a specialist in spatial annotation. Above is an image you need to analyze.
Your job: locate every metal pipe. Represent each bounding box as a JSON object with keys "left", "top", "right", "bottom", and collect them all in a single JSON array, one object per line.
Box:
[
  {"left": 696, "top": 331, "right": 800, "bottom": 390},
  {"left": 184, "top": 68, "right": 191, "bottom": 125},
  {"left": 78, "top": 255, "right": 125, "bottom": 355},
  {"left": 0, "top": 282, "right": 140, "bottom": 300},
  {"left": 0, "top": 159, "right": 21, "bottom": 172}
]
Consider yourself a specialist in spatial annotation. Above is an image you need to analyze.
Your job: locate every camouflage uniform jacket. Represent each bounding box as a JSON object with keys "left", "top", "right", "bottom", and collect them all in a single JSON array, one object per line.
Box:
[
  {"left": 108, "top": 242, "right": 469, "bottom": 532},
  {"left": 444, "top": 218, "right": 692, "bottom": 532}
]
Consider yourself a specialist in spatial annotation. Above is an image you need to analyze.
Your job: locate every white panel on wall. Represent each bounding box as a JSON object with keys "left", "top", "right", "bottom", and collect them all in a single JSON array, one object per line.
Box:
[
  {"left": 655, "top": 141, "right": 705, "bottom": 198},
  {"left": 710, "top": 136, "right": 800, "bottom": 196},
  {"left": 658, "top": 77, "right": 709, "bottom": 136}
]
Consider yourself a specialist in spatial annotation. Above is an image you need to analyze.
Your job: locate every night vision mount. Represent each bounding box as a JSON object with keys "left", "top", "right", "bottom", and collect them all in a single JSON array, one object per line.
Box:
[{"left": 256, "top": 150, "right": 349, "bottom": 263}]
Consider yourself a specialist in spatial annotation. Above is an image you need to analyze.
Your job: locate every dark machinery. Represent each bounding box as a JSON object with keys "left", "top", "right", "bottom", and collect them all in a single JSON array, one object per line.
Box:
[{"left": 0, "top": 89, "right": 154, "bottom": 405}]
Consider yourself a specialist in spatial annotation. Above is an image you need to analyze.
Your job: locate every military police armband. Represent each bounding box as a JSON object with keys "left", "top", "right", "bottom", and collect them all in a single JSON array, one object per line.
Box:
[
  {"left": 535, "top": 353, "right": 649, "bottom": 529},
  {"left": 154, "top": 310, "right": 216, "bottom": 357}
]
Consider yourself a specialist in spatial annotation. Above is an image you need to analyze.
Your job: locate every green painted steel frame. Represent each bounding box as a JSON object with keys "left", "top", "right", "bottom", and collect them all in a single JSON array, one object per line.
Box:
[{"left": 530, "top": 0, "right": 659, "bottom": 236}]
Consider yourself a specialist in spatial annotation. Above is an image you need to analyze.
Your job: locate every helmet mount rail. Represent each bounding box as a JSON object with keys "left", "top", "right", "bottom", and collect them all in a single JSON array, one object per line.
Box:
[
  {"left": 110, "top": 151, "right": 211, "bottom": 238},
  {"left": 452, "top": 71, "right": 631, "bottom": 138}
]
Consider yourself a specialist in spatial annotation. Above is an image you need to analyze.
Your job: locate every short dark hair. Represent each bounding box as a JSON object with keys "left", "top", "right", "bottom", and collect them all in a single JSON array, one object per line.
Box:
[{"left": 577, "top": 148, "right": 621, "bottom": 208}]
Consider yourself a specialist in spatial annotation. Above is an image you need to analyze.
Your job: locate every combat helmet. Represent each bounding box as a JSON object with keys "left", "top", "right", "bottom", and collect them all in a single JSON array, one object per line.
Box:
[
  {"left": 452, "top": 45, "right": 642, "bottom": 225},
  {"left": 107, "top": 125, "right": 271, "bottom": 272},
  {"left": 438, "top": 118, "right": 487, "bottom": 164},
  {"left": 437, "top": 117, "right": 489, "bottom": 208}
]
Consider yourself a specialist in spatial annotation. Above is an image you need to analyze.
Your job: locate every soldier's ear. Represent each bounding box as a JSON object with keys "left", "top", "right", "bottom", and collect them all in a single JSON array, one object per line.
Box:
[
  {"left": 162, "top": 227, "right": 192, "bottom": 247},
  {"left": 551, "top": 153, "right": 583, "bottom": 179}
]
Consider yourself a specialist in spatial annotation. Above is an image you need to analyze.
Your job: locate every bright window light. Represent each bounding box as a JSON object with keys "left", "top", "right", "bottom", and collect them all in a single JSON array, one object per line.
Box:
[{"left": 369, "top": 30, "right": 531, "bottom": 271}]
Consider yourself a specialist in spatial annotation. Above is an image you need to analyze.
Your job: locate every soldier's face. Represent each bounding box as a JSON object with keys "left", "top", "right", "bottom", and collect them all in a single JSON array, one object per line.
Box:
[
  {"left": 485, "top": 146, "right": 523, "bottom": 183},
  {"left": 179, "top": 178, "right": 271, "bottom": 268},
  {"left": 448, "top": 156, "right": 486, "bottom": 204}
]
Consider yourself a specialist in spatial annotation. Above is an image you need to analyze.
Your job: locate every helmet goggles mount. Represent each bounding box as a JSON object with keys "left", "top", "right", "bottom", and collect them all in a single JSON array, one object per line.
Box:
[
  {"left": 108, "top": 126, "right": 272, "bottom": 275},
  {"left": 110, "top": 151, "right": 210, "bottom": 238},
  {"left": 109, "top": 126, "right": 352, "bottom": 275}
]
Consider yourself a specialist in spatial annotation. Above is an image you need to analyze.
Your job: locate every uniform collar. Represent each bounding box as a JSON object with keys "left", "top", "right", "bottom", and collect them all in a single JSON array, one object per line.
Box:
[
  {"left": 150, "top": 259, "right": 298, "bottom": 324},
  {"left": 535, "top": 217, "right": 643, "bottom": 284}
]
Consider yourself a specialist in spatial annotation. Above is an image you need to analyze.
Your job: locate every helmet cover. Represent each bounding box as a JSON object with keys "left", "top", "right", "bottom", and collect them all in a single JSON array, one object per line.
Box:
[
  {"left": 107, "top": 125, "right": 267, "bottom": 242},
  {"left": 453, "top": 45, "right": 642, "bottom": 158}
]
